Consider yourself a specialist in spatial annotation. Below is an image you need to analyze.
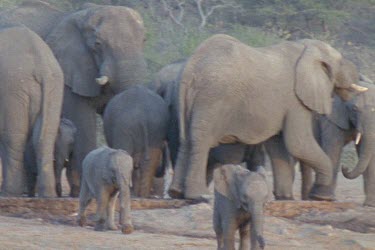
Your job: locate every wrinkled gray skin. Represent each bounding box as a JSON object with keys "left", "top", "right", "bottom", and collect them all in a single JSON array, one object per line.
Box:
[
  {"left": 169, "top": 34, "right": 362, "bottom": 201},
  {"left": 103, "top": 86, "right": 169, "bottom": 197},
  {"left": 213, "top": 165, "right": 268, "bottom": 250},
  {"left": 26, "top": 118, "right": 76, "bottom": 197},
  {"left": 0, "top": 1, "right": 148, "bottom": 197},
  {"left": 149, "top": 60, "right": 266, "bottom": 186},
  {"left": 0, "top": 26, "right": 63, "bottom": 197},
  {"left": 77, "top": 146, "right": 134, "bottom": 234},
  {"left": 268, "top": 79, "right": 375, "bottom": 206}
]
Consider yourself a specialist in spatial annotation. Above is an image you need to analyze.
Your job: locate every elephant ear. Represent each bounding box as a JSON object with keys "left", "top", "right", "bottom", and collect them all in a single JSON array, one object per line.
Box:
[
  {"left": 46, "top": 9, "right": 100, "bottom": 97},
  {"left": 295, "top": 41, "right": 338, "bottom": 115},
  {"left": 214, "top": 164, "right": 247, "bottom": 209},
  {"left": 326, "top": 94, "right": 350, "bottom": 130}
]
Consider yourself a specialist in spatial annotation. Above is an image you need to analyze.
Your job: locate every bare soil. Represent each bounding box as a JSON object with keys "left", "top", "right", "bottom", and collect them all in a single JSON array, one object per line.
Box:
[{"left": 0, "top": 144, "right": 374, "bottom": 249}]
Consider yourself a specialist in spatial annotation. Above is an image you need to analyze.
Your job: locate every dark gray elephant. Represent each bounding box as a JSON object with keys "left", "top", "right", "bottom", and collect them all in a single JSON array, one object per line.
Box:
[
  {"left": 103, "top": 86, "right": 169, "bottom": 197},
  {"left": 53, "top": 118, "right": 77, "bottom": 197},
  {"left": 213, "top": 164, "right": 268, "bottom": 250},
  {"left": 169, "top": 34, "right": 366, "bottom": 201},
  {"left": 0, "top": 1, "right": 148, "bottom": 197},
  {"left": 268, "top": 78, "right": 375, "bottom": 206},
  {"left": 342, "top": 83, "right": 375, "bottom": 206},
  {"left": 0, "top": 26, "right": 63, "bottom": 197},
  {"left": 26, "top": 118, "right": 76, "bottom": 197},
  {"left": 78, "top": 146, "right": 134, "bottom": 234}
]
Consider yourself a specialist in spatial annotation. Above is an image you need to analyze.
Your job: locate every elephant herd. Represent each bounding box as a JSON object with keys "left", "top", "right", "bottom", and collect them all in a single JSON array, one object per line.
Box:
[{"left": 0, "top": 0, "right": 374, "bottom": 248}]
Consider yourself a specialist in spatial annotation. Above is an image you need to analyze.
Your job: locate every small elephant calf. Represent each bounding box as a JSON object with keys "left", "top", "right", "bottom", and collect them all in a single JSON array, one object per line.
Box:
[
  {"left": 77, "top": 146, "right": 134, "bottom": 234},
  {"left": 213, "top": 164, "right": 269, "bottom": 250}
]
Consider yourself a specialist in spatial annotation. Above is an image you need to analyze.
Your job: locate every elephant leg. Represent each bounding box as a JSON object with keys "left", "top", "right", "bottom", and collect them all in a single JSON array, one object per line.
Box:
[
  {"left": 284, "top": 110, "right": 334, "bottom": 201},
  {"left": 62, "top": 86, "right": 97, "bottom": 197},
  {"left": 107, "top": 191, "right": 119, "bottom": 230},
  {"left": 169, "top": 140, "right": 190, "bottom": 198},
  {"left": 239, "top": 222, "right": 251, "bottom": 250},
  {"left": 300, "top": 164, "right": 314, "bottom": 200},
  {"left": 222, "top": 218, "right": 237, "bottom": 250},
  {"left": 363, "top": 159, "right": 375, "bottom": 207},
  {"left": 1, "top": 134, "right": 28, "bottom": 196},
  {"left": 77, "top": 180, "right": 92, "bottom": 227},
  {"left": 94, "top": 188, "right": 110, "bottom": 231},
  {"left": 54, "top": 162, "right": 63, "bottom": 197},
  {"left": 319, "top": 117, "right": 347, "bottom": 196},
  {"left": 265, "top": 135, "right": 295, "bottom": 200},
  {"left": 213, "top": 207, "right": 224, "bottom": 250},
  {"left": 137, "top": 148, "right": 162, "bottom": 198},
  {"left": 184, "top": 137, "right": 211, "bottom": 200}
]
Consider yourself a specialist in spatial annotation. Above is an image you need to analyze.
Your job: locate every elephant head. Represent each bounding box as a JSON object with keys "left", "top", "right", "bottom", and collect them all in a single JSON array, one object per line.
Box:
[
  {"left": 214, "top": 165, "right": 268, "bottom": 249},
  {"left": 342, "top": 83, "right": 375, "bottom": 179},
  {"left": 46, "top": 5, "right": 147, "bottom": 97},
  {"left": 295, "top": 39, "right": 366, "bottom": 115}
]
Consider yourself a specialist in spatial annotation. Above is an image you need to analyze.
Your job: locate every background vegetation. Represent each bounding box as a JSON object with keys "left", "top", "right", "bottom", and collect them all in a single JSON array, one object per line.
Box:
[{"left": 0, "top": 0, "right": 374, "bottom": 78}]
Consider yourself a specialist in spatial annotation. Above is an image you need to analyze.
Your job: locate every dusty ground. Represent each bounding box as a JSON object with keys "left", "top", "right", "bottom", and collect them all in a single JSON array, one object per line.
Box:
[{"left": 0, "top": 144, "right": 374, "bottom": 249}]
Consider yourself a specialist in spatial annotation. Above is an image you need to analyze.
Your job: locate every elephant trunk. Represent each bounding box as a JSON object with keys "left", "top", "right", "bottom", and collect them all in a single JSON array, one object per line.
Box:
[
  {"left": 99, "top": 52, "right": 148, "bottom": 94},
  {"left": 343, "top": 134, "right": 375, "bottom": 179},
  {"left": 250, "top": 204, "right": 266, "bottom": 250}
]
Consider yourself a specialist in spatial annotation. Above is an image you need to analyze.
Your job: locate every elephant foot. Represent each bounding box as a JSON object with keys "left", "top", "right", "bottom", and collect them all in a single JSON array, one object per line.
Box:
[
  {"left": 257, "top": 235, "right": 266, "bottom": 249},
  {"left": 121, "top": 224, "right": 134, "bottom": 234},
  {"left": 364, "top": 199, "right": 375, "bottom": 207},
  {"left": 56, "top": 184, "right": 62, "bottom": 197},
  {"left": 70, "top": 185, "right": 80, "bottom": 197},
  {"left": 168, "top": 188, "right": 184, "bottom": 199},
  {"left": 77, "top": 216, "right": 86, "bottom": 227},
  {"left": 309, "top": 184, "right": 335, "bottom": 201},
  {"left": 107, "top": 224, "right": 118, "bottom": 231},
  {"left": 274, "top": 195, "right": 294, "bottom": 201},
  {"left": 94, "top": 220, "right": 106, "bottom": 231}
]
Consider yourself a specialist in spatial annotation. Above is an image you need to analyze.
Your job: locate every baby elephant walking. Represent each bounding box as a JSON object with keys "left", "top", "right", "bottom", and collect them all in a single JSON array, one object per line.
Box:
[
  {"left": 77, "top": 146, "right": 134, "bottom": 234},
  {"left": 213, "top": 165, "right": 269, "bottom": 250}
]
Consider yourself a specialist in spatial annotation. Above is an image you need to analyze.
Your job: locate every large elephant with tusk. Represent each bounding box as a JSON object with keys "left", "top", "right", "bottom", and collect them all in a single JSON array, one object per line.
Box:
[
  {"left": 169, "top": 35, "right": 367, "bottom": 201},
  {"left": 0, "top": 1, "right": 148, "bottom": 196}
]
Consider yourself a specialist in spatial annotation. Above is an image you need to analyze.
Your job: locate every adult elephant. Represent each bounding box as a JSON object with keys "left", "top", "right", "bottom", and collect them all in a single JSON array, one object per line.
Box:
[
  {"left": 0, "top": 1, "right": 148, "bottom": 196},
  {"left": 341, "top": 82, "right": 375, "bottom": 206},
  {"left": 168, "top": 34, "right": 366, "bottom": 201},
  {"left": 150, "top": 60, "right": 266, "bottom": 186},
  {"left": 0, "top": 26, "right": 63, "bottom": 197}
]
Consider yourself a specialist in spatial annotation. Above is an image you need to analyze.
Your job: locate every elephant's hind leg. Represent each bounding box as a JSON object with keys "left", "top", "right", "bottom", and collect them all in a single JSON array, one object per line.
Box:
[
  {"left": 1, "top": 133, "right": 28, "bottom": 196},
  {"left": 77, "top": 180, "right": 92, "bottom": 227},
  {"left": 106, "top": 191, "right": 119, "bottom": 230}
]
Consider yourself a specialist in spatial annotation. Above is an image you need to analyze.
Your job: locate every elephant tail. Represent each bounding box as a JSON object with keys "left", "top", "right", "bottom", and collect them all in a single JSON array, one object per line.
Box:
[{"left": 178, "top": 67, "right": 195, "bottom": 143}]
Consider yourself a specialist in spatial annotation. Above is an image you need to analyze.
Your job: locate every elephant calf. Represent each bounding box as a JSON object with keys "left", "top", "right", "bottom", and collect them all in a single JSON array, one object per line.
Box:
[
  {"left": 54, "top": 118, "right": 77, "bottom": 197},
  {"left": 26, "top": 118, "right": 76, "bottom": 197},
  {"left": 77, "top": 146, "right": 134, "bottom": 234},
  {"left": 213, "top": 165, "right": 269, "bottom": 250}
]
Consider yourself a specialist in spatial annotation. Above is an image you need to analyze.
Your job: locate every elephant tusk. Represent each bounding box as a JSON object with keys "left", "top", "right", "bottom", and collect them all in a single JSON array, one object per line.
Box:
[
  {"left": 350, "top": 84, "right": 368, "bottom": 92},
  {"left": 355, "top": 132, "right": 362, "bottom": 145},
  {"left": 96, "top": 76, "right": 109, "bottom": 85}
]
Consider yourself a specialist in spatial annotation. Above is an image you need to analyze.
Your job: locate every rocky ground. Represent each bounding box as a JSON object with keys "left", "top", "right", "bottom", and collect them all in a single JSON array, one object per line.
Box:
[{"left": 0, "top": 143, "right": 374, "bottom": 249}]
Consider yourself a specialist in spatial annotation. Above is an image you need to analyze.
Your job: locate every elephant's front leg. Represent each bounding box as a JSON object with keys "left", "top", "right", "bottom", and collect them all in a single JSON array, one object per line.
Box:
[
  {"left": 284, "top": 109, "right": 334, "bottom": 200},
  {"left": 239, "top": 222, "right": 251, "bottom": 250},
  {"left": 363, "top": 159, "right": 375, "bottom": 207},
  {"left": 62, "top": 87, "right": 97, "bottom": 197},
  {"left": 184, "top": 135, "right": 211, "bottom": 200},
  {"left": 265, "top": 135, "right": 295, "bottom": 200}
]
